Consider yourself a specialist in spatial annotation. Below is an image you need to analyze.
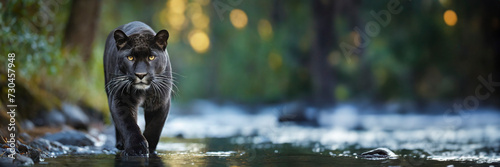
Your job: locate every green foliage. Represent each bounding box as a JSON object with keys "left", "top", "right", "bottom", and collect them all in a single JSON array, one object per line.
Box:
[
  {"left": 0, "top": 0, "right": 109, "bottom": 119},
  {"left": 0, "top": 0, "right": 69, "bottom": 78}
]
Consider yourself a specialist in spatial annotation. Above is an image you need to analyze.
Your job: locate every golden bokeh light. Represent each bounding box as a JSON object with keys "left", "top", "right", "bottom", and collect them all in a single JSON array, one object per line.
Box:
[
  {"left": 191, "top": 12, "right": 210, "bottom": 29},
  {"left": 159, "top": 9, "right": 170, "bottom": 28},
  {"left": 230, "top": 9, "right": 248, "bottom": 29},
  {"left": 160, "top": 0, "right": 187, "bottom": 31},
  {"left": 186, "top": 2, "right": 203, "bottom": 17},
  {"left": 168, "top": 13, "right": 186, "bottom": 30},
  {"left": 168, "top": 0, "right": 186, "bottom": 14},
  {"left": 443, "top": 10, "right": 457, "bottom": 26},
  {"left": 189, "top": 30, "right": 210, "bottom": 53},
  {"left": 258, "top": 19, "right": 273, "bottom": 40},
  {"left": 195, "top": 0, "right": 210, "bottom": 6},
  {"left": 268, "top": 51, "right": 282, "bottom": 71},
  {"left": 350, "top": 31, "right": 361, "bottom": 47},
  {"left": 327, "top": 51, "right": 341, "bottom": 66}
]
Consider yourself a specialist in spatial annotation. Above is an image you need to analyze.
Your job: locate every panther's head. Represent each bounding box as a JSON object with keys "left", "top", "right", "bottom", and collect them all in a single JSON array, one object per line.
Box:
[{"left": 113, "top": 29, "right": 169, "bottom": 90}]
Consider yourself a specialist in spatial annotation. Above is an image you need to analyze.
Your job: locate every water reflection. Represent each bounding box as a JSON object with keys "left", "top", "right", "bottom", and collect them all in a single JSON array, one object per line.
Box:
[
  {"left": 114, "top": 154, "right": 165, "bottom": 167},
  {"left": 38, "top": 139, "right": 500, "bottom": 167},
  {"left": 35, "top": 103, "right": 500, "bottom": 166}
]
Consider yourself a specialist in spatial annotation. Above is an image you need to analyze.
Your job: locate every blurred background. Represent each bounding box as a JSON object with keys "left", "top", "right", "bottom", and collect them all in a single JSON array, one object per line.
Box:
[
  {"left": 2, "top": 1, "right": 500, "bottom": 164},
  {"left": 1, "top": 0, "right": 500, "bottom": 140}
]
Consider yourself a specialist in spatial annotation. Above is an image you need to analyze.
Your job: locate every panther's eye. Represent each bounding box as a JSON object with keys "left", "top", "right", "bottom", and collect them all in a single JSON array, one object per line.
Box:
[
  {"left": 148, "top": 56, "right": 155, "bottom": 61},
  {"left": 127, "top": 56, "right": 134, "bottom": 61}
]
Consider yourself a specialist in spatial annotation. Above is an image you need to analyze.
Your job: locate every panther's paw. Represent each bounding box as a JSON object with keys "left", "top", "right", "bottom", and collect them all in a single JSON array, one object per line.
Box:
[{"left": 122, "top": 140, "right": 149, "bottom": 156}]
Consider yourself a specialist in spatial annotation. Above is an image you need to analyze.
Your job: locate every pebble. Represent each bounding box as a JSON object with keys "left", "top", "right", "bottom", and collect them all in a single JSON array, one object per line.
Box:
[
  {"left": 359, "top": 148, "right": 398, "bottom": 160},
  {"left": 13, "top": 154, "right": 34, "bottom": 166}
]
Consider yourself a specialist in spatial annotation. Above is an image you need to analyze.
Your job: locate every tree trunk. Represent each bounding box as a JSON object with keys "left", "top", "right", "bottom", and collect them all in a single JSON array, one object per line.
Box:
[
  {"left": 310, "top": 0, "right": 336, "bottom": 106},
  {"left": 63, "top": 0, "right": 101, "bottom": 61}
]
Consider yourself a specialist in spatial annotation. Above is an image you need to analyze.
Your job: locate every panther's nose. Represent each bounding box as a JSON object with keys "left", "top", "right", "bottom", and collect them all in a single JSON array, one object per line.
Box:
[{"left": 135, "top": 72, "right": 147, "bottom": 80}]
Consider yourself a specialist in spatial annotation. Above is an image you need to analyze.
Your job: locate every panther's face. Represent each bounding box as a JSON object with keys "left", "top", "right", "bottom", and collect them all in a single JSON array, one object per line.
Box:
[{"left": 113, "top": 29, "right": 170, "bottom": 90}]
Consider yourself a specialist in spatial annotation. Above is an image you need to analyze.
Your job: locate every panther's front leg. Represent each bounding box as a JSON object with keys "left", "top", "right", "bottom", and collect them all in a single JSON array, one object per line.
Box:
[
  {"left": 143, "top": 100, "right": 170, "bottom": 154},
  {"left": 111, "top": 98, "right": 149, "bottom": 156}
]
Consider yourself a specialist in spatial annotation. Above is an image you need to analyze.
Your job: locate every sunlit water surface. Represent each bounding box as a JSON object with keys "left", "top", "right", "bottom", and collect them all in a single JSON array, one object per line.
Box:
[
  {"left": 35, "top": 103, "right": 500, "bottom": 166},
  {"left": 38, "top": 138, "right": 500, "bottom": 167}
]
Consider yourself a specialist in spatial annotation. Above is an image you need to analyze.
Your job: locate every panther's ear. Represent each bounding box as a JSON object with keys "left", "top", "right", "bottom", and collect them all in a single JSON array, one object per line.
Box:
[
  {"left": 114, "top": 30, "right": 128, "bottom": 50},
  {"left": 154, "top": 30, "right": 169, "bottom": 50}
]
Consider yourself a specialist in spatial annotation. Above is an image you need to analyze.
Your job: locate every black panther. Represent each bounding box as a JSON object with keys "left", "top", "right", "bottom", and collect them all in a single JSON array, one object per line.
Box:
[{"left": 103, "top": 21, "right": 172, "bottom": 156}]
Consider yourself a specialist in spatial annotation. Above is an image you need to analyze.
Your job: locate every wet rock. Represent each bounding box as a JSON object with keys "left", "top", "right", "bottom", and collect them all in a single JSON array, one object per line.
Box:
[
  {"left": 28, "top": 149, "right": 42, "bottom": 163},
  {"left": 21, "top": 120, "right": 35, "bottom": 131},
  {"left": 359, "top": 148, "right": 398, "bottom": 160},
  {"left": 0, "top": 157, "right": 14, "bottom": 166},
  {"left": 17, "top": 140, "right": 43, "bottom": 163},
  {"left": 13, "top": 154, "right": 34, "bottom": 166},
  {"left": 102, "top": 126, "right": 117, "bottom": 149},
  {"left": 30, "top": 137, "right": 71, "bottom": 157},
  {"left": 61, "top": 103, "right": 90, "bottom": 130},
  {"left": 79, "top": 105, "right": 105, "bottom": 123},
  {"left": 37, "top": 109, "right": 66, "bottom": 127},
  {"left": 42, "top": 130, "right": 97, "bottom": 146},
  {"left": 17, "top": 140, "right": 30, "bottom": 153},
  {"left": 277, "top": 102, "right": 319, "bottom": 126},
  {"left": 19, "top": 132, "right": 32, "bottom": 143},
  {"left": 30, "top": 138, "right": 54, "bottom": 152}
]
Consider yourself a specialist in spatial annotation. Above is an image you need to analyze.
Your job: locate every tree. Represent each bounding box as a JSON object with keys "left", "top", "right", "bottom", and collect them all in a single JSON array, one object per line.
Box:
[
  {"left": 310, "top": 0, "right": 336, "bottom": 106},
  {"left": 63, "top": 0, "right": 101, "bottom": 61}
]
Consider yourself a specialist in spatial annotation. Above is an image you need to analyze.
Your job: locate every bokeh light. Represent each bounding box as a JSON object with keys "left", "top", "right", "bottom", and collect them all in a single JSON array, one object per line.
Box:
[
  {"left": 230, "top": 9, "right": 248, "bottom": 29},
  {"left": 186, "top": 2, "right": 202, "bottom": 18},
  {"left": 328, "top": 51, "right": 341, "bottom": 67},
  {"left": 194, "top": 0, "right": 210, "bottom": 6},
  {"left": 334, "top": 84, "right": 350, "bottom": 101},
  {"left": 191, "top": 12, "right": 210, "bottom": 29},
  {"left": 443, "top": 10, "right": 457, "bottom": 26},
  {"left": 268, "top": 51, "right": 282, "bottom": 71},
  {"left": 168, "top": 0, "right": 186, "bottom": 14},
  {"left": 351, "top": 31, "right": 361, "bottom": 47},
  {"left": 258, "top": 19, "right": 273, "bottom": 40},
  {"left": 159, "top": 0, "right": 188, "bottom": 43},
  {"left": 168, "top": 13, "right": 186, "bottom": 30},
  {"left": 189, "top": 30, "right": 210, "bottom": 53},
  {"left": 439, "top": 0, "right": 452, "bottom": 8}
]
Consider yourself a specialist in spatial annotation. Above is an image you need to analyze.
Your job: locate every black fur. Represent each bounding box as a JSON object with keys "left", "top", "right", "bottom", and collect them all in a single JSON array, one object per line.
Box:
[{"left": 103, "top": 21, "right": 172, "bottom": 156}]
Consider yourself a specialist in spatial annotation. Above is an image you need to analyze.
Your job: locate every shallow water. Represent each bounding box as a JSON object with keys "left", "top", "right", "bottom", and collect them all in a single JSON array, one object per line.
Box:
[
  {"left": 37, "top": 154, "right": 497, "bottom": 167},
  {"left": 37, "top": 137, "right": 500, "bottom": 166},
  {"left": 33, "top": 103, "right": 500, "bottom": 166}
]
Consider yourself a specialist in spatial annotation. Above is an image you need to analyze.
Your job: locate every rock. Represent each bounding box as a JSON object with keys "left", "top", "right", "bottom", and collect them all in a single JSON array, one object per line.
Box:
[
  {"left": 0, "top": 157, "right": 14, "bottom": 166},
  {"left": 61, "top": 103, "right": 90, "bottom": 130},
  {"left": 41, "top": 109, "right": 66, "bottom": 127},
  {"left": 359, "top": 148, "right": 398, "bottom": 160},
  {"left": 102, "top": 126, "right": 117, "bottom": 150},
  {"left": 31, "top": 137, "right": 72, "bottom": 156},
  {"left": 16, "top": 140, "right": 43, "bottom": 163},
  {"left": 30, "top": 138, "right": 53, "bottom": 152},
  {"left": 79, "top": 105, "right": 105, "bottom": 123},
  {"left": 42, "top": 130, "right": 96, "bottom": 146},
  {"left": 17, "top": 140, "right": 30, "bottom": 153},
  {"left": 27, "top": 149, "right": 42, "bottom": 163},
  {"left": 19, "top": 132, "right": 32, "bottom": 143},
  {"left": 21, "top": 120, "right": 35, "bottom": 131},
  {"left": 277, "top": 102, "right": 319, "bottom": 126},
  {"left": 13, "top": 154, "right": 34, "bottom": 166}
]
